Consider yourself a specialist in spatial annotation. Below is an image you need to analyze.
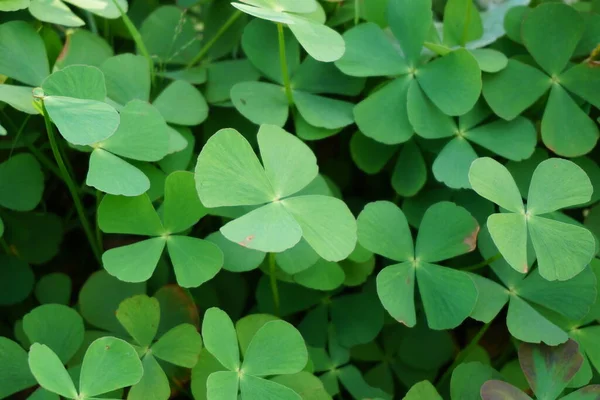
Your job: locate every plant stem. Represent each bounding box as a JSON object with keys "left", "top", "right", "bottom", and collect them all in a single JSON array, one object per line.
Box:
[
  {"left": 460, "top": 252, "right": 502, "bottom": 272},
  {"left": 436, "top": 319, "right": 493, "bottom": 389},
  {"left": 269, "top": 253, "right": 281, "bottom": 316},
  {"left": 277, "top": 23, "right": 294, "bottom": 105},
  {"left": 354, "top": 0, "right": 360, "bottom": 25},
  {"left": 40, "top": 102, "right": 102, "bottom": 264},
  {"left": 110, "top": 0, "right": 155, "bottom": 85},
  {"left": 186, "top": 10, "right": 243, "bottom": 68},
  {"left": 95, "top": 190, "right": 103, "bottom": 252},
  {"left": 85, "top": 11, "right": 98, "bottom": 35}
]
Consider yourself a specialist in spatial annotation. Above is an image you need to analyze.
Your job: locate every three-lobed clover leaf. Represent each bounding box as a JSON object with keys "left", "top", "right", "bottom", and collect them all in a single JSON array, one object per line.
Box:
[
  {"left": 357, "top": 201, "right": 480, "bottom": 329},
  {"left": 469, "top": 157, "right": 595, "bottom": 281},
  {"left": 483, "top": 3, "right": 600, "bottom": 157},
  {"left": 28, "top": 336, "right": 143, "bottom": 399},
  {"left": 116, "top": 294, "right": 203, "bottom": 400},
  {"left": 202, "top": 307, "right": 308, "bottom": 400},
  {"left": 194, "top": 124, "right": 357, "bottom": 261},
  {"left": 98, "top": 171, "right": 224, "bottom": 287},
  {"left": 231, "top": 0, "right": 345, "bottom": 62},
  {"left": 335, "top": 0, "right": 482, "bottom": 145},
  {"left": 481, "top": 339, "right": 600, "bottom": 400},
  {"left": 409, "top": 97, "right": 536, "bottom": 189},
  {"left": 231, "top": 20, "right": 363, "bottom": 133}
]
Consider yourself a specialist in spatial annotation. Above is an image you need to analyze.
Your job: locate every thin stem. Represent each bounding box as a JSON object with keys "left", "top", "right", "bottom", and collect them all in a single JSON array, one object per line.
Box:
[
  {"left": 460, "top": 252, "right": 502, "bottom": 272},
  {"left": 277, "top": 23, "right": 294, "bottom": 105},
  {"left": 40, "top": 102, "right": 102, "bottom": 263},
  {"left": 269, "top": 253, "right": 281, "bottom": 316},
  {"left": 186, "top": 10, "right": 243, "bottom": 68},
  {"left": 85, "top": 11, "right": 98, "bottom": 35},
  {"left": 354, "top": 0, "right": 360, "bottom": 25},
  {"left": 110, "top": 0, "right": 155, "bottom": 85},
  {"left": 95, "top": 190, "right": 103, "bottom": 252},
  {"left": 436, "top": 319, "right": 493, "bottom": 389}
]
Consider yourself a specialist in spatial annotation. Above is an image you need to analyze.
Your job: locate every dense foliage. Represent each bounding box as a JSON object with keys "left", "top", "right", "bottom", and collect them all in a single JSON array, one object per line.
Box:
[{"left": 1, "top": 0, "right": 600, "bottom": 399}]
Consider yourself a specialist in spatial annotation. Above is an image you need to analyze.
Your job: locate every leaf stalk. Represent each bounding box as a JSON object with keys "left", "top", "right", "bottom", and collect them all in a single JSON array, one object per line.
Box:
[
  {"left": 277, "top": 23, "right": 294, "bottom": 105},
  {"left": 186, "top": 10, "right": 243, "bottom": 68}
]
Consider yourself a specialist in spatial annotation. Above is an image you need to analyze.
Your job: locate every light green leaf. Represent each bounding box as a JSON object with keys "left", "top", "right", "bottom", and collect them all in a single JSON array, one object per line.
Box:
[
  {"left": 86, "top": 149, "right": 150, "bottom": 196},
  {"left": 23, "top": 305, "right": 84, "bottom": 364},
  {"left": 44, "top": 96, "right": 119, "bottom": 146},
  {"left": 0, "top": 21, "right": 49, "bottom": 86},
  {"left": 357, "top": 201, "right": 414, "bottom": 262},
  {"left": 451, "top": 362, "right": 502, "bottom": 400},
  {"left": 100, "top": 54, "right": 151, "bottom": 106},
  {"left": 443, "top": 0, "right": 483, "bottom": 47},
  {"left": 64, "top": 0, "right": 127, "bottom": 19},
  {"left": 207, "top": 371, "right": 239, "bottom": 400},
  {"left": 407, "top": 81, "right": 456, "bottom": 139},
  {"left": 195, "top": 128, "right": 275, "bottom": 207},
  {"left": 392, "top": 140, "right": 427, "bottom": 196},
  {"left": 28, "top": 343, "right": 77, "bottom": 399},
  {"left": 293, "top": 91, "right": 354, "bottom": 130},
  {"left": 469, "top": 157, "right": 524, "bottom": 213},
  {"left": 240, "top": 375, "right": 301, "bottom": 400},
  {"left": 79, "top": 337, "right": 143, "bottom": 397},
  {"left": 488, "top": 213, "right": 529, "bottom": 274},
  {"left": 42, "top": 65, "right": 106, "bottom": 101},
  {"left": 293, "top": 259, "right": 345, "bottom": 291},
  {"left": 54, "top": 29, "right": 113, "bottom": 68},
  {"left": 116, "top": 295, "right": 160, "bottom": 348},
  {"left": 98, "top": 194, "right": 163, "bottom": 236},
  {"left": 560, "top": 63, "right": 600, "bottom": 109},
  {"left": 432, "top": 138, "right": 478, "bottom": 189},
  {"left": 387, "top": 0, "right": 432, "bottom": 64},
  {"left": 0, "top": 0, "right": 28, "bottom": 11},
  {"left": 0, "top": 337, "right": 36, "bottom": 399},
  {"left": 376, "top": 262, "right": 416, "bottom": 327},
  {"left": 128, "top": 354, "right": 170, "bottom": 400},
  {"left": 0, "top": 153, "right": 44, "bottom": 211},
  {"left": 0, "top": 84, "right": 39, "bottom": 114},
  {"left": 506, "top": 296, "right": 568, "bottom": 345},
  {"left": 231, "top": 81, "right": 289, "bottom": 127},
  {"left": 276, "top": 239, "right": 319, "bottom": 275},
  {"left": 466, "top": 117, "right": 537, "bottom": 161},
  {"left": 202, "top": 308, "right": 240, "bottom": 371},
  {"left": 163, "top": 171, "right": 207, "bottom": 234},
  {"left": 167, "top": 236, "right": 223, "bottom": 288},
  {"left": 528, "top": 216, "right": 595, "bottom": 281},
  {"left": 29, "top": 0, "right": 84, "bottom": 27},
  {"left": 287, "top": 16, "right": 345, "bottom": 63},
  {"left": 102, "top": 238, "right": 167, "bottom": 283},
  {"left": 469, "top": 274, "right": 509, "bottom": 323},
  {"left": 404, "top": 380, "right": 442, "bottom": 399},
  {"left": 469, "top": 49, "right": 508, "bottom": 73},
  {"left": 206, "top": 232, "right": 266, "bottom": 273},
  {"left": 153, "top": 80, "right": 208, "bottom": 126},
  {"left": 152, "top": 323, "right": 202, "bottom": 367},
  {"left": 282, "top": 195, "right": 357, "bottom": 262},
  {"left": 527, "top": 158, "right": 593, "bottom": 215}
]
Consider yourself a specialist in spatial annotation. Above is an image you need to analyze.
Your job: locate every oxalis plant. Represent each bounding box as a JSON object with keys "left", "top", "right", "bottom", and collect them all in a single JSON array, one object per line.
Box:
[{"left": 0, "top": 0, "right": 599, "bottom": 399}]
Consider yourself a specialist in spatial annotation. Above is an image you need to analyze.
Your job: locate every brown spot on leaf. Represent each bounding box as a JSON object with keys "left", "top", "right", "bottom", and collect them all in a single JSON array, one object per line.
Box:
[
  {"left": 523, "top": 264, "right": 529, "bottom": 273},
  {"left": 464, "top": 225, "right": 480, "bottom": 252},
  {"left": 238, "top": 235, "right": 255, "bottom": 247},
  {"left": 105, "top": 345, "right": 110, "bottom": 350}
]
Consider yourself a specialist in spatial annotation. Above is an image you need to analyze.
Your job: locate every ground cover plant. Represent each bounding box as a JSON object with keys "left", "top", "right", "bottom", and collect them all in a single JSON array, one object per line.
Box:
[{"left": 0, "top": 0, "right": 599, "bottom": 399}]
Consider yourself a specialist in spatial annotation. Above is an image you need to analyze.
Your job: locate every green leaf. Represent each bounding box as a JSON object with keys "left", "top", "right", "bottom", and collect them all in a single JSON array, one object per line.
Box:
[
  {"left": 152, "top": 323, "right": 202, "bottom": 367},
  {"left": 87, "top": 149, "right": 150, "bottom": 196},
  {"left": 335, "top": 23, "right": 408, "bottom": 77},
  {"left": 0, "top": 0, "right": 28, "bottom": 11},
  {"left": 163, "top": 171, "right": 207, "bottom": 234},
  {"left": 79, "top": 337, "right": 143, "bottom": 397},
  {"left": 519, "top": 339, "right": 583, "bottom": 399},
  {"left": 443, "top": 0, "right": 483, "bottom": 47},
  {"left": 129, "top": 354, "right": 170, "bottom": 400},
  {"left": 293, "top": 91, "right": 354, "bottom": 130},
  {"left": 102, "top": 238, "right": 167, "bottom": 283},
  {"left": 521, "top": 3, "right": 583, "bottom": 75},
  {"left": 294, "top": 259, "right": 345, "bottom": 291},
  {"left": 98, "top": 194, "right": 164, "bottom": 236},
  {"left": 330, "top": 292, "right": 383, "bottom": 347},
  {"left": 392, "top": 140, "right": 427, "bottom": 196},
  {"left": 167, "top": 236, "right": 223, "bottom": 288},
  {"left": 55, "top": 30, "right": 113, "bottom": 69},
  {"left": 541, "top": 84, "right": 599, "bottom": 157},
  {"left": 0, "top": 84, "right": 39, "bottom": 114},
  {"left": 416, "top": 49, "right": 481, "bottom": 116},
  {"left": 287, "top": 16, "right": 345, "bottom": 63},
  {"left": 44, "top": 96, "right": 120, "bottom": 146},
  {"left": 153, "top": 80, "right": 208, "bottom": 126},
  {"left": 527, "top": 216, "right": 595, "bottom": 281},
  {"left": 29, "top": 0, "right": 84, "bottom": 27},
  {"left": 376, "top": 262, "right": 416, "bottom": 327},
  {"left": 482, "top": 59, "right": 551, "bottom": 120},
  {"left": 207, "top": 232, "right": 266, "bottom": 273},
  {"left": 354, "top": 76, "right": 413, "bottom": 145},
  {"left": 469, "top": 49, "right": 508, "bottom": 73},
  {"left": 488, "top": 213, "right": 529, "bottom": 274},
  {"left": 407, "top": 81, "right": 456, "bottom": 139},
  {"left": 0, "top": 153, "right": 44, "bottom": 211},
  {"left": 100, "top": 54, "right": 151, "bottom": 106},
  {"left": 282, "top": 195, "right": 357, "bottom": 262},
  {"left": 99, "top": 100, "right": 170, "bottom": 162},
  {"left": 28, "top": 343, "right": 77, "bottom": 399},
  {"left": 387, "top": 0, "right": 432, "bottom": 64},
  {"left": 432, "top": 138, "right": 478, "bottom": 189},
  {"left": 357, "top": 201, "right": 414, "bottom": 262},
  {"left": 195, "top": 128, "right": 275, "bottom": 207},
  {"left": 276, "top": 240, "right": 319, "bottom": 275},
  {"left": 0, "top": 21, "right": 49, "bottom": 86},
  {"left": 506, "top": 296, "right": 568, "bottom": 345},
  {"left": 416, "top": 202, "right": 479, "bottom": 263},
  {"left": 42, "top": 65, "right": 106, "bottom": 101},
  {"left": 0, "top": 255, "right": 34, "bottom": 306},
  {"left": 527, "top": 158, "right": 593, "bottom": 215},
  {"left": 242, "top": 320, "right": 307, "bottom": 376},
  {"left": 480, "top": 380, "right": 532, "bottom": 400},
  {"left": 452, "top": 362, "right": 502, "bottom": 400},
  {"left": 469, "top": 157, "right": 524, "bottom": 213},
  {"left": 23, "top": 305, "right": 84, "bottom": 364},
  {"left": 0, "top": 337, "right": 36, "bottom": 399},
  {"left": 207, "top": 371, "right": 239, "bottom": 400},
  {"left": 202, "top": 308, "right": 240, "bottom": 371},
  {"left": 240, "top": 374, "right": 302, "bottom": 400},
  {"left": 562, "top": 386, "right": 600, "bottom": 400},
  {"left": 35, "top": 273, "right": 72, "bottom": 305},
  {"left": 560, "top": 63, "right": 600, "bottom": 109},
  {"left": 116, "top": 295, "right": 160, "bottom": 348},
  {"left": 418, "top": 262, "right": 478, "bottom": 330},
  {"left": 271, "top": 372, "right": 331, "bottom": 400},
  {"left": 404, "top": 380, "right": 441, "bottom": 399},
  {"left": 465, "top": 117, "right": 537, "bottom": 161},
  {"left": 231, "top": 81, "right": 289, "bottom": 126}
]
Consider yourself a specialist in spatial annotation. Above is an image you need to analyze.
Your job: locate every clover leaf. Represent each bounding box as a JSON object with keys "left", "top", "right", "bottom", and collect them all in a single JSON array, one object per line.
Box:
[
  {"left": 483, "top": 3, "right": 600, "bottom": 157},
  {"left": 357, "top": 201, "right": 479, "bottom": 329},
  {"left": 469, "top": 157, "right": 595, "bottom": 281},
  {"left": 231, "top": 20, "right": 363, "bottom": 131},
  {"left": 0, "top": 153, "right": 44, "bottom": 211},
  {"left": 116, "top": 294, "right": 203, "bottom": 400},
  {"left": 409, "top": 97, "right": 537, "bottom": 189},
  {"left": 202, "top": 307, "right": 308, "bottom": 400},
  {"left": 231, "top": 0, "right": 345, "bottom": 62},
  {"left": 335, "top": 0, "right": 482, "bottom": 145},
  {"left": 194, "top": 124, "right": 357, "bottom": 261},
  {"left": 0, "top": 255, "right": 34, "bottom": 306},
  {"left": 98, "top": 171, "right": 224, "bottom": 287},
  {"left": 28, "top": 336, "right": 143, "bottom": 399}
]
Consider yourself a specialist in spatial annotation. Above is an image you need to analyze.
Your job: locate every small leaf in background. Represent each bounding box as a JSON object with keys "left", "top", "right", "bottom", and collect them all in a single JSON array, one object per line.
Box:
[{"left": 0, "top": 153, "right": 44, "bottom": 211}]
